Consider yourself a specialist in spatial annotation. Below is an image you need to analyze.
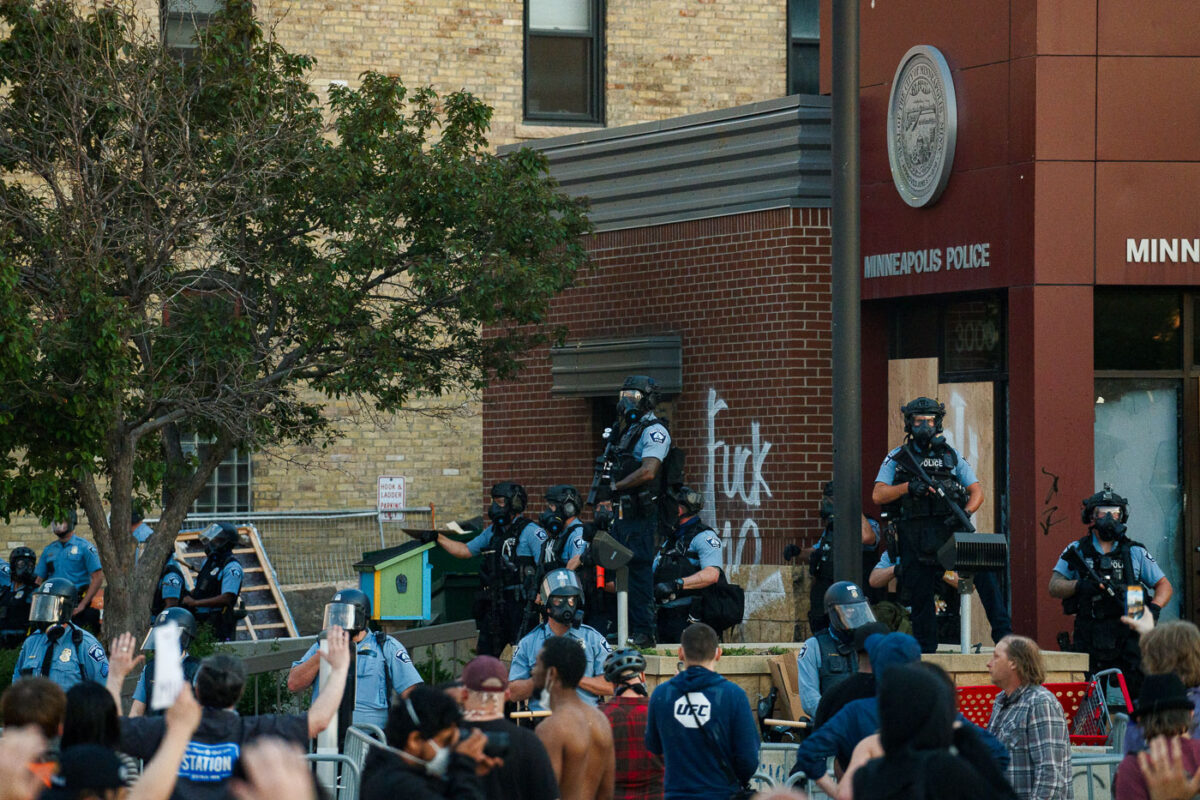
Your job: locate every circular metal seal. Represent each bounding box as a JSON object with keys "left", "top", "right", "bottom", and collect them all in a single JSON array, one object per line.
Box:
[{"left": 887, "top": 45, "right": 958, "bottom": 208}]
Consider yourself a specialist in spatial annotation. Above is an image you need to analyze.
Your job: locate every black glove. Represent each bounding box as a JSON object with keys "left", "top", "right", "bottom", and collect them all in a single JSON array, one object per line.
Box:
[
  {"left": 907, "top": 478, "right": 930, "bottom": 497},
  {"left": 1148, "top": 602, "right": 1163, "bottom": 621},
  {"left": 782, "top": 544, "right": 803, "bottom": 562},
  {"left": 654, "top": 579, "right": 682, "bottom": 602},
  {"left": 1075, "top": 578, "right": 1102, "bottom": 599}
]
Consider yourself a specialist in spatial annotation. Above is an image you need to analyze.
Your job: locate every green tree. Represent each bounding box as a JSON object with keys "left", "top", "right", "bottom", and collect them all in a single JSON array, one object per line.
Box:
[{"left": 0, "top": 0, "right": 589, "bottom": 640}]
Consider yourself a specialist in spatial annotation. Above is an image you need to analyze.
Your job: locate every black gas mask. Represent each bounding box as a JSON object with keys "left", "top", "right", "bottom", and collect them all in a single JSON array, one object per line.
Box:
[
  {"left": 539, "top": 505, "right": 567, "bottom": 537},
  {"left": 617, "top": 392, "right": 643, "bottom": 424},
  {"left": 1093, "top": 515, "right": 1127, "bottom": 542},
  {"left": 910, "top": 420, "right": 938, "bottom": 448},
  {"left": 11, "top": 559, "right": 35, "bottom": 583},
  {"left": 488, "top": 500, "right": 511, "bottom": 526},
  {"left": 545, "top": 595, "right": 578, "bottom": 626}
]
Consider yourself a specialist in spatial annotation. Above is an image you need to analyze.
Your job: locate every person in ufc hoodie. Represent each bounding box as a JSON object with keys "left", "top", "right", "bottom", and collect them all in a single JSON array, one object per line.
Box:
[{"left": 645, "top": 623, "right": 759, "bottom": 800}]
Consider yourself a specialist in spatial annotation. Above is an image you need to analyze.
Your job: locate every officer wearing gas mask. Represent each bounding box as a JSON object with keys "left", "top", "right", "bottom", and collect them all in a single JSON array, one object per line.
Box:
[
  {"left": 0, "top": 547, "right": 38, "bottom": 647},
  {"left": 806, "top": 481, "right": 882, "bottom": 634},
  {"left": 651, "top": 487, "right": 723, "bottom": 643},
  {"left": 537, "top": 485, "right": 587, "bottom": 577},
  {"left": 288, "top": 588, "right": 423, "bottom": 728},
  {"left": 129, "top": 606, "right": 202, "bottom": 716},
  {"left": 181, "top": 522, "right": 244, "bottom": 641},
  {"left": 1049, "top": 485, "right": 1172, "bottom": 697},
  {"left": 872, "top": 397, "right": 1010, "bottom": 653},
  {"left": 34, "top": 509, "right": 104, "bottom": 632},
  {"left": 595, "top": 375, "right": 671, "bottom": 648},
  {"left": 12, "top": 576, "right": 108, "bottom": 691},
  {"left": 427, "top": 483, "right": 549, "bottom": 657},
  {"left": 507, "top": 569, "right": 613, "bottom": 710}
]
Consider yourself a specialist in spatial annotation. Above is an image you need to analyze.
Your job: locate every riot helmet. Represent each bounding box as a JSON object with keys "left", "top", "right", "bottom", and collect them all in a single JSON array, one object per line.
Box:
[
  {"left": 540, "top": 568, "right": 584, "bottom": 626},
  {"left": 671, "top": 485, "right": 704, "bottom": 519},
  {"left": 9, "top": 547, "right": 36, "bottom": 584},
  {"left": 50, "top": 509, "right": 78, "bottom": 537},
  {"left": 488, "top": 482, "right": 527, "bottom": 525},
  {"left": 823, "top": 581, "right": 876, "bottom": 636},
  {"left": 1082, "top": 484, "right": 1129, "bottom": 542},
  {"left": 196, "top": 522, "right": 240, "bottom": 555},
  {"left": 603, "top": 648, "right": 647, "bottom": 685},
  {"left": 142, "top": 607, "right": 198, "bottom": 652},
  {"left": 29, "top": 577, "right": 78, "bottom": 626},
  {"left": 819, "top": 481, "right": 835, "bottom": 525},
  {"left": 617, "top": 375, "right": 658, "bottom": 423},
  {"left": 540, "top": 485, "right": 582, "bottom": 536},
  {"left": 323, "top": 587, "right": 372, "bottom": 635},
  {"left": 901, "top": 396, "right": 945, "bottom": 449}
]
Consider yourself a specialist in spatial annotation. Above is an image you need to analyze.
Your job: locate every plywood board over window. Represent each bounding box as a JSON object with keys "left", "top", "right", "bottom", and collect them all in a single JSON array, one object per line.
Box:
[{"left": 884, "top": 357, "right": 1000, "bottom": 648}]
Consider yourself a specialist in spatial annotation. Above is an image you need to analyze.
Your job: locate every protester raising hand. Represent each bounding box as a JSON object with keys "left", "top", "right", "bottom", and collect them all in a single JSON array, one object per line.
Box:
[
  {"left": 231, "top": 738, "right": 316, "bottom": 800},
  {"left": 1136, "top": 735, "right": 1200, "bottom": 800}
]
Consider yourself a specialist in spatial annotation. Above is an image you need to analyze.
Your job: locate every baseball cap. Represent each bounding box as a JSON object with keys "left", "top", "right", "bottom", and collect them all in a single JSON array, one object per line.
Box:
[
  {"left": 461, "top": 655, "right": 509, "bottom": 692},
  {"left": 53, "top": 745, "right": 133, "bottom": 791}
]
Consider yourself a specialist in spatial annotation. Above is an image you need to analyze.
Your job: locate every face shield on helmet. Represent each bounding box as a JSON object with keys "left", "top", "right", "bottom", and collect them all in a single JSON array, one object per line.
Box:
[
  {"left": 323, "top": 602, "right": 369, "bottom": 634},
  {"left": 540, "top": 569, "right": 584, "bottom": 625},
  {"left": 142, "top": 608, "right": 198, "bottom": 652},
  {"left": 829, "top": 600, "right": 876, "bottom": 633},
  {"left": 197, "top": 522, "right": 238, "bottom": 554},
  {"left": 29, "top": 579, "right": 77, "bottom": 626}
]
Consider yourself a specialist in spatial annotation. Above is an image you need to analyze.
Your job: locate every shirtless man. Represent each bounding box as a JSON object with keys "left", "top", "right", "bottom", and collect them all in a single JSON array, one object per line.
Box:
[{"left": 531, "top": 635, "right": 615, "bottom": 800}]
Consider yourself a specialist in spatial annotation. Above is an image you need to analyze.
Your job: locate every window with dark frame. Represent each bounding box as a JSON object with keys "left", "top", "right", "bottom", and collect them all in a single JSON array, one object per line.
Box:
[
  {"left": 524, "top": 0, "right": 604, "bottom": 124},
  {"left": 161, "top": 0, "right": 223, "bottom": 63},
  {"left": 181, "top": 434, "right": 252, "bottom": 514},
  {"left": 788, "top": 0, "right": 820, "bottom": 95}
]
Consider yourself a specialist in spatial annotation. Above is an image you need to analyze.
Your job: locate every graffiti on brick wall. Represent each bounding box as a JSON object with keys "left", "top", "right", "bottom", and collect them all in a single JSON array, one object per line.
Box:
[{"left": 703, "top": 388, "right": 773, "bottom": 568}]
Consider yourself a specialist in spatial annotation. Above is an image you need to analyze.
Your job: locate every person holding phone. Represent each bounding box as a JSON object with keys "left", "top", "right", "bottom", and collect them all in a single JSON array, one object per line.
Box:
[{"left": 1048, "top": 485, "right": 1173, "bottom": 698}]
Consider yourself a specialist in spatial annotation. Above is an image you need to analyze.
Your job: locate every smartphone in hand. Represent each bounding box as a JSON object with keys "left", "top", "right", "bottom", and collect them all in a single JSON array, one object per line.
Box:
[{"left": 1126, "top": 585, "right": 1146, "bottom": 619}]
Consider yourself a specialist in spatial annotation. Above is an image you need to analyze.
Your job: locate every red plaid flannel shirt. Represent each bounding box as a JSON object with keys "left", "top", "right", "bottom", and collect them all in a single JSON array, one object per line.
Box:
[{"left": 602, "top": 694, "right": 664, "bottom": 800}]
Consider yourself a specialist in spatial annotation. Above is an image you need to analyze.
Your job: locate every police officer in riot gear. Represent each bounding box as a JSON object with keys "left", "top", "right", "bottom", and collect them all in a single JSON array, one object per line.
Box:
[
  {"left": 651, "top": 487, "right": 724, "bottom": 643},
  {"left": 796, "top": 581, "right": 880, "bottom": 715},
  {"left": 129, "top": 607, "right": 202, "bottom": 716},
  {"left": 872, "top": 397, "right": 1010, "bottom": 653},
  {"left": 181, "top": 522, "right": 244, "bottom": 641},
  {"left": 151, "top": 553, "right": 186, "bottom": 616},
  {"left": 1049, "top": 486, "right": 1172, "bottom": 697},
  {"left": 538, "top": 485, "right": 588, "bottom": 572},
  {"left": 35, "top": 509, "right": 104, "bottom": 633},
  {"left": 0, "top": 547, "right": 38, "bottom": 647},
  {"left": 806, "top": 481, "right": 883, "bottom": 634},
  {"left": 507, "top": 569, "right": 613, "bottom": 710},
  {"left": 594, "top": 375, "right": 671, "bottom": 647},
  {"left": 427, "top": 482, "right": 549, "bottom": 657},
  {"left": 288, "top": 588, "right": 423, "bottom": 728},
  {"left": 12, "top": 577, "right": 108, "bottom": 691}
]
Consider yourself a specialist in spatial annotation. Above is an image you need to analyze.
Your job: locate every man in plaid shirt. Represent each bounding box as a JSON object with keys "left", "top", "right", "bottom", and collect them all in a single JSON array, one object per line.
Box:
[
  {"left": 601, "top": 648, "right": 663, "bottom": 800},
  {"left": 987, "top": 635, "right": 1072, "bottom": 800}
]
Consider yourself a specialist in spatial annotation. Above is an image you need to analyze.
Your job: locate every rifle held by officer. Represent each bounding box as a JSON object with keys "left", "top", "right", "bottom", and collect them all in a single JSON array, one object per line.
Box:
[
  {"left": 1061, "top": 546, "right": 1118, "bottom": 599},
  {"left": 893, "top": 444, "right": 977, "bottom": 533},
  {"left": 586, "top": 425, "right": 619, "bottom": 507}
]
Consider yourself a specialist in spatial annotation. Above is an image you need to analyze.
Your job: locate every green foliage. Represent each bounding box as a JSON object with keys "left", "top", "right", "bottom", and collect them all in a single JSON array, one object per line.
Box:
[
  {"left": 412, "top": 650, "right": 466, "bottom": 686},
  {"left": 0, "top": 0, "right": 590, "bottom": 639},
  {"left": 0, "top": 648, "right": 21, "bottom": 696}
]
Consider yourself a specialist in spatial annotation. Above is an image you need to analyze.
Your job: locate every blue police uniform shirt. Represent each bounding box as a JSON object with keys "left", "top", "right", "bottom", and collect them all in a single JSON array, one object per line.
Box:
[
  {"left": 508, "top": 622, "right": 611, "bottom": 711},
  {"left": 0, "top": 562, "right": 10, "bottom": 591},
  {"left": 292, "top": 633, "right": 424, "bottom": 728},
  {"left": 561, "top": 522, "right": 587, "bottom": 563},
  {"left": 13, "top": 624, "right": 108, "bottom": 691},
  {"left": 796, "top": 636, "right": 824, "bottom": 717},
  {"left": 131, "top": 522, "right": 154, "bottom": 545},
  {"left": 35, "top": 535, "right": 102, "bottom": 591},
  {"left": 465, "top": 521, "right": 550, "bottom": 562},
  {"left": 131, "top": 652, "right": 195, "bottom": 705},
  {"left": 194, "top": 559, "right": 244, "bottom": 621},
  {"left": 1052, "top": 533, "right": 1166, "bottom": 586},
  {"left": 873, "top": 549, "right": 897, "bottom": 571},
  {"left": 874, "top": 445, "right": 979, "bottom": 488},
  {"left": 631, "top": 413, "right": 670, "bottom": 462},
  {"left": 814, "top": 519, "right": 881, "bottom": 554},
  {"left": 159, "top": 556, "right": 184, "bottom": 603},
  {"left": 651, "top": 520, "right": 724, "bottom": 610}
]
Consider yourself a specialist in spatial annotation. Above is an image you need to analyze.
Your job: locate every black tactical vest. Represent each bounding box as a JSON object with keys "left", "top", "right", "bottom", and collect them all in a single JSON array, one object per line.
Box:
[
  {"left": 889, "top": 444, "right": 962, "bottom": 522},
  {"left": 482, "top": 518, "right": 532, "bottom": 591},
  {"left": 654, "top": 521, "right": 710, "bottom": 586},
  {"left": 1071, "top": 535, "right": 1138, "bottom": 621},
  {"left": 815, "top": 628, "right": 859, "bottom": 693},
  {"left": 192, "top": 550, "right": 239, "bottom": 601}
]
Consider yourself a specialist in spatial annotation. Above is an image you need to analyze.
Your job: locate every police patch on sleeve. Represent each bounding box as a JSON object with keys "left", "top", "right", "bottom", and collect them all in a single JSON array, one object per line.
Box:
[
  {"left": 705, "top": 536, "right": 721, "bottom": 550},
  {"left": 396, "top": 648, "right": 412, "bottom": 664},
  {"left": 649, "top": 431, "right": 666, "bottom": 444},
  {"left": 88, "top": 644, "right": 106, "bottom": 663},
  {"left": 796, "top": 642, "right": 807, "bottom": 659}
]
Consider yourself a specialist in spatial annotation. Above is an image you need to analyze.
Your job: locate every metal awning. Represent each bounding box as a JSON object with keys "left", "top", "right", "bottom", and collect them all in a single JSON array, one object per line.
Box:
[{"left": 549, "top": 336, "right": 682, "bottom": 396}]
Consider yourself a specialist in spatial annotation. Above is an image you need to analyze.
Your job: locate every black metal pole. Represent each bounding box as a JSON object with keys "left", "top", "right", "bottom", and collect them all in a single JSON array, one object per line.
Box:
[{"left": 831, "top": 0, "right": 863, "bottom": 584}]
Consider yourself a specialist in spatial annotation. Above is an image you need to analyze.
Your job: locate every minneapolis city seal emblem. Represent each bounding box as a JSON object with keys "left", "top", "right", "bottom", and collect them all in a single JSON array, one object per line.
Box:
[{"left": 887, "top": 45, "right": 957, "bottom": 208}]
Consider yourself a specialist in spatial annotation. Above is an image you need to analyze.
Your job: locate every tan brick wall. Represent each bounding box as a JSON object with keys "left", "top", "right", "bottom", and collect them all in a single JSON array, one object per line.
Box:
[{"left": 260, "top": 0, "right": 788, "bottom": 147}]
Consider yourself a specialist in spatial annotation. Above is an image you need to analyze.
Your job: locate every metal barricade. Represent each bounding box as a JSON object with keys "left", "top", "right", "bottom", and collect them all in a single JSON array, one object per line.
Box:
[
  {"left": 344, "top": 726, "right": 387, "bottom": 783},
  {"left": 1072, "top": 751, "right": 1124, "bottom": 800},
  {"left": 305, "top": 753, "right": 361, "bottom": 800}
]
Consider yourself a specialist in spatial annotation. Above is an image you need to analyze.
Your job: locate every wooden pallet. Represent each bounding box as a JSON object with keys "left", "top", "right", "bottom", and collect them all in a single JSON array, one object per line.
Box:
[{"left": 174, "top": 526, "right": 299, "bottom": 641}]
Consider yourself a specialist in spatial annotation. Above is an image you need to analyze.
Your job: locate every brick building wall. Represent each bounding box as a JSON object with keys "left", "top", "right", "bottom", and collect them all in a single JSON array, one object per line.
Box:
[{"left": 484, "top": 207, "right": 833, "bottom": 567}]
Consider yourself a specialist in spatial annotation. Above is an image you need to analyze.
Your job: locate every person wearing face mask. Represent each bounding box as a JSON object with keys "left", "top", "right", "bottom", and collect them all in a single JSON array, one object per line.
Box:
[
  {"left": 12, "top": 577, "right": 109, "bottom": 692},
  {"left": 1049, "top": 485, "right": 1171, "bottom": 698},
  {"left": 525, "top": 485, "right": 587, "bottom": 635},
  {"left": 35, "top": 510, "right": 104, "bottom": 634},
  {"left": 425, "top": 482, "right": 549, "bottom": 657},
  {"left": 0, "top": 547, "right": 40, "bottom": 647},
  {"left": 871, "top": 397, "right": 1008, "bottom": 653},
  {"left": 361, "top": 684, "right": 500, "bottom": 800},
  {"left": 508, "top": 570, "right": 613, "bottom": 712},
  {"left": 651, "top": 487, "right": 724, "bottom": 644},
  {"left": 180, "top": 523, "right": 243, "bottom": 642}
]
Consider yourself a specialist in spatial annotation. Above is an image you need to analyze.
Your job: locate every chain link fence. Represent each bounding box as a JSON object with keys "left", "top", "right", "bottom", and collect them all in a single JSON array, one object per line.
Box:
[{"left": 163, "top": 507, "right": 435, "bottom": 586}]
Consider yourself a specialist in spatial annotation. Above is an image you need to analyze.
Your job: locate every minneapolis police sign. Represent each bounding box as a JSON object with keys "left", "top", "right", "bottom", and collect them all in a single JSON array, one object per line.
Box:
[{"left": 887, "top": 45, "right": 957, "bottom": 208}]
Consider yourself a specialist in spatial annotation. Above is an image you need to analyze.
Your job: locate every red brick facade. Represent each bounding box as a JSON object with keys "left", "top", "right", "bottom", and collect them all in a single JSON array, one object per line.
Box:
[{"left": 483, "top": 206, "right": 833, "bottom": 565}]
